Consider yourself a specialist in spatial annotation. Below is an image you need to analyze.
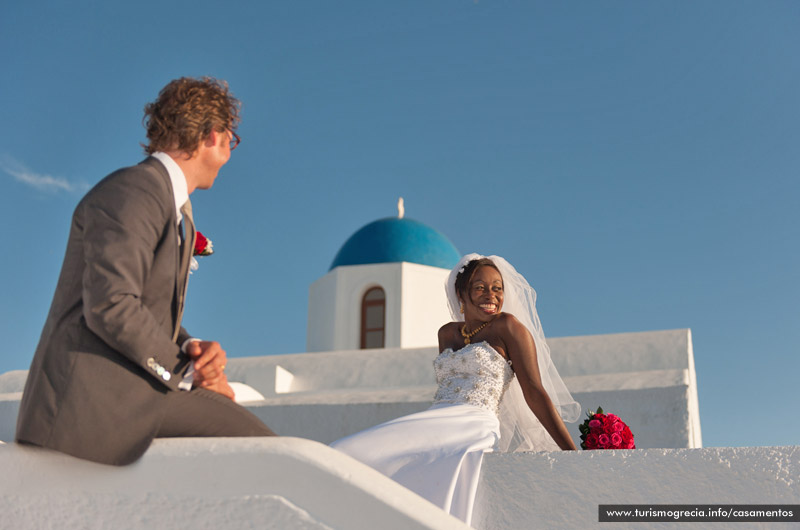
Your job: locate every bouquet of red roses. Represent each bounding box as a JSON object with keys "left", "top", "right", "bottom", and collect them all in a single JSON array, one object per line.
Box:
[{"left": 578, "top": 406, "right": 635, "bottom": 450}]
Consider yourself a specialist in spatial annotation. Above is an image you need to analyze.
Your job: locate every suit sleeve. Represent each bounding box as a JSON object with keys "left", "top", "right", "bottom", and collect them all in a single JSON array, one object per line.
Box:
[
  {"left": 177, "top": 326, "right": 192, "bottom": 347},
  {"left": 80, "top": 167, "right": 186, "bottom": 391}
]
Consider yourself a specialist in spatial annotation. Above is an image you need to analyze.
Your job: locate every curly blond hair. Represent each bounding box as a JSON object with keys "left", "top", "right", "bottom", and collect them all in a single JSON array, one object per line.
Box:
[{"left": 142, "top": 77, "right": 241, "bottom": 155}]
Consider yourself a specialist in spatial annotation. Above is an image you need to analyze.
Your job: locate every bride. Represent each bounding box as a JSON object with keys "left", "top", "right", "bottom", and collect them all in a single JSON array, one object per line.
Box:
[{"left": 330, "top": 254, "right": 580, "bottom": 525}]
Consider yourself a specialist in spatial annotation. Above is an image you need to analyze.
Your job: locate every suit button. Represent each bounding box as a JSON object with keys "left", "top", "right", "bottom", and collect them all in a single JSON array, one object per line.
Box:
[
  {"left": 156, "top": 366, "right": 165, "bottom": 376},
  {"left": 147, "top": 358, "right": 155, "bottom": 368},
  {"left": 162, "top": 372, "right": 171, "bottom": 382}
]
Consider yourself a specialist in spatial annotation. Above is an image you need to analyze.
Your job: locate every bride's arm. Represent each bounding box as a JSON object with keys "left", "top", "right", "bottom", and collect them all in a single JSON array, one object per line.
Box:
[{"left": 499, "top": 314, "right": 577, "bottom": 450}]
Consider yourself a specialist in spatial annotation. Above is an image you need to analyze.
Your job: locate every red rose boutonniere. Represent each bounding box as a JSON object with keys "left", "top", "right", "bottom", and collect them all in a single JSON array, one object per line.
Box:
[
  {"left": 579, "top": 406, "right": 635, "bottom": 450},
  {"left": 193, "top": 231, "right": 214, "bottom": 256},
  {"left": 190, "top": 231, "right": 213, "bottom": 274}
]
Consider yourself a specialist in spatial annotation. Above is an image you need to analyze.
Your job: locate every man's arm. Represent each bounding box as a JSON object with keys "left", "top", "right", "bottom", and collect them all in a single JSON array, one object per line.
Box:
[{"left": 80, "top": 166, "right": 186, "bottom": 390}]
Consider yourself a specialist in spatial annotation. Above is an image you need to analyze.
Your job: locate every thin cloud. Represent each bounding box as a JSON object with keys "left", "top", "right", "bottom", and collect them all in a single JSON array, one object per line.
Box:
[{"left": 1, "top": 154, "right": 79, "bottom": 193}]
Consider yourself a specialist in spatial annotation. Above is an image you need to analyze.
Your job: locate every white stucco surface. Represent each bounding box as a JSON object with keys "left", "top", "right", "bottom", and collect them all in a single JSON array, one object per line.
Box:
[
  {"left": 1, "top": 439, "right": 796, "bottom": 529},
  {"left": 0, "top": 369, "right": 26, "bottom": 393},
  {"left": 307, "top": 262, "right": 451, "bottom": 351},
  {"left": 398, "top": 263, "right": 454, "bottom": 348},
  {"left": 227, "top": 329, "right": 701, "bottom": 448},
  {"left": 0, "top": 329, "right": 702, "bottom": 448},
  {"left": 475, "top": 446, "right": 799, "bottom": 530},
  {"left": 2, "top": 328, "right": 796, "bottom": 528},
  {"left": 0, "top": 437, "right": 471, "bottom": 530}
]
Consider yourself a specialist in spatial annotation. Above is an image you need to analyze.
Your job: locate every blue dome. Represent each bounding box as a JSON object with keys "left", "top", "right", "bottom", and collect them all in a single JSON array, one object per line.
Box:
[{"left": 330, "top": 217, "right": 460, "bottom": 271}]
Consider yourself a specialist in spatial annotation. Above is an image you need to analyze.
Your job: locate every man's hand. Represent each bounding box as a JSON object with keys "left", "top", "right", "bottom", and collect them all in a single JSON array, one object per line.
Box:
[
  {"left": 200, "top": 372, "right": 235, "bottom": 400},
  {"left": 185, "top": 340, "right": 232, "bottom": 398}
]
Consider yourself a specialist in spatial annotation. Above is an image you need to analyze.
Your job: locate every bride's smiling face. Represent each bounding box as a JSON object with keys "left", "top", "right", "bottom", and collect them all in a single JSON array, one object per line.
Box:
[{"left": 462, "top": 265, "right": 504, "bottom": 321}]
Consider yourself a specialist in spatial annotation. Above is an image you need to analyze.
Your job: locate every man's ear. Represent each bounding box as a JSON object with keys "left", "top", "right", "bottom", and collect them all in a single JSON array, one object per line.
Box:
[{"left": 203, "top": 129, "right": 219, "bottom": 148}]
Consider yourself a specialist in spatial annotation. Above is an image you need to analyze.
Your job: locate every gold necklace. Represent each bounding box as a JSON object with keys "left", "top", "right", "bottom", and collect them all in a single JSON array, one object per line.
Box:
[{"left": 461, "top": 320, "right": 490, "bottom": 345}]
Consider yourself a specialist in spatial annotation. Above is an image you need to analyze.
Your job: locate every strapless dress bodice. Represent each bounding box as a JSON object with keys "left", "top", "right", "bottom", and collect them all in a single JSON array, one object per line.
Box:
[{"left": 431, "top": 341, "right": 514, "bottom": 414}]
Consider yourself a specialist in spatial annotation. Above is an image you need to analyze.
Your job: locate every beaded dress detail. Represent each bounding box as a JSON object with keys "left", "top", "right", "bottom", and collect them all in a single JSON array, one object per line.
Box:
[{"left": 432, "top": 341, "right": 514, "bottom": 415}]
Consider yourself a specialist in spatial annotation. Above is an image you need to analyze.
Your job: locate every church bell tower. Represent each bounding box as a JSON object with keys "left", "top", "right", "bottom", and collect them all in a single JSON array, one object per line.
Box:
[{"left": 307, "top": 204, "right": 460, "bottom": 352}]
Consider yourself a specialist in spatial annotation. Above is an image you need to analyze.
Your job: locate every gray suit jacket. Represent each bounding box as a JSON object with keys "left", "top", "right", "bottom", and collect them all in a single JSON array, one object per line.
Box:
[{"left": 16, "top": 157, "right": 194, "bottom": 465}]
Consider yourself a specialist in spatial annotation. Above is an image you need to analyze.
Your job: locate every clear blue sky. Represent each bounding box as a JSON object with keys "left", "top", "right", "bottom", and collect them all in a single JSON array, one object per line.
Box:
[{"left": 1, "top": 1, "right": 798, "bottom": 448}]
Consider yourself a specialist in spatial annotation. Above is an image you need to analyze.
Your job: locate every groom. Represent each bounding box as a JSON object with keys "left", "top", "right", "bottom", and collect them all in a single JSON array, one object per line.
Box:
[{"left": 16, "top": 77, "right": 275, "bottom": 465}]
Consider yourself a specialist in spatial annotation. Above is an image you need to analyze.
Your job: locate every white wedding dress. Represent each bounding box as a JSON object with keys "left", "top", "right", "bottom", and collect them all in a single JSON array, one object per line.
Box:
[{"left": 330, "top": 341, "right": 516, "bottom": 525}]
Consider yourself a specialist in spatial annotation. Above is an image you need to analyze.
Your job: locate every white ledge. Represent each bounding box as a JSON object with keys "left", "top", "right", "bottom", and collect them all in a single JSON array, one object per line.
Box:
[{"left": 0, "top": 437, "right": 470, "bottom": 530}]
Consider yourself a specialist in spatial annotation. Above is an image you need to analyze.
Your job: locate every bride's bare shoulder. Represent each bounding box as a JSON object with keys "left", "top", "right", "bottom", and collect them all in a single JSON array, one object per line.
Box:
[
  {"left": 438, "top": 322, "right": 461, "bottom": 351},
  {"left": 438, "top": 321, "right": 460, "bottom": 334},
  {"left": 496, "top": 312, "right": 521, "bottom": 328},
  {"left": 495, "top": 313, "right": 529, "bottom": 336}
]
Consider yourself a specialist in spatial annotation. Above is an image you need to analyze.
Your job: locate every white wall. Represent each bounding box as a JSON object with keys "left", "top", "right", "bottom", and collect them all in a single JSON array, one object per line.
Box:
[
  {"left": 2, "top": 438, "right": 796, "bottom": 530},
  {"left": 229, "top": 382, "right": 696, "bottom": 448},
  {"left": 0, "top": 394, "right": 20, "bottom": 443},
  {"left": 234, "top": 329, "right": 700, "bottom": 448},
  {"left": 398, "top": 263, "right": 452, "bottom": 348},
  {"left": 233, "top": 329, "right": 696, "bottom": 393},
  {"left": 0, "top": 437, "right": 471, "bottom": 530},
  {"left": 0, "top": 329, "right": 702, "bottom": 449},
  {"left": 306, "top": 262, "right": 451, "bottom": 352},
  {"left": 0, "top": 370, "right": 25, "bottom": 443},
  {"left": 474, "top": 446, "right": 799, "bottom": 530},
  {"left": 548, "top": 329, "right": 695, "bottom": 376},
  {"left": 305, "top": 267, "right": 340, "bottom": 352},
  {"left": 3, "top": 327, "right": 790, "bottom": 528},
  {"left": 226, "top": 346, "right": 438, "bottom": 397}
]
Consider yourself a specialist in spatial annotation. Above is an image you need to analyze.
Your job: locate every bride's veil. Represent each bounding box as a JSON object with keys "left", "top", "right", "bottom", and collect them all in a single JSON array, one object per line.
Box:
[{"left": 445, "top": 254, "right": 581, "bottom": 452}]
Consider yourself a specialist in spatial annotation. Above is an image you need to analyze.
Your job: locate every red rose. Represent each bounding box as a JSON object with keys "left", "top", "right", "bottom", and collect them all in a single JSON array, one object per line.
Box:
[
  {"left": 193, "top": 231, "right": 214, "bottom": 256},
  {"left": 621, "top": 426, "right": 635, "bottom": 449},
  {"left": 619, "top": 422, "right": 633, "bottom": 446},
  {"left": 598, "top": 434, "right": 610, "bottom": 448},
  {"left": 585, "top": 433, "right": 599, "bottom": 449},
  {"left": 611, "top": 433, "right": 622, "bottom": 447},
  {"left": 588, "top": 419, "right": 602, "bottom": 429}
]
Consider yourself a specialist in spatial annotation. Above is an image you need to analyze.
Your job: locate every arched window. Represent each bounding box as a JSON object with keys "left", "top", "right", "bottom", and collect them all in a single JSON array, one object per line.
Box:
[{"left": 361, "top": 287, "right": 385, "bottom": 349}]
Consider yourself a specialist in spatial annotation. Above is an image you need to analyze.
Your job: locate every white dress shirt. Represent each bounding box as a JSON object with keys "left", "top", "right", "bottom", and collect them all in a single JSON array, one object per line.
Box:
[{"left": 151, "top": 152, "right": 197, "bottom": 390}]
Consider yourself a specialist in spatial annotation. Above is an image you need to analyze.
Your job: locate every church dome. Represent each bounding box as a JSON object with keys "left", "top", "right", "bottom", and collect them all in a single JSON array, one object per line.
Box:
[{"left": 329, "top": 217, "right": 461, "bottom": 271}]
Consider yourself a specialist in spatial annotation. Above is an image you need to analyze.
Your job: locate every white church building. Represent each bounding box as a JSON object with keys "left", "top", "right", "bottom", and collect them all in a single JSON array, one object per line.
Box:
[
  {"left": 237, "top": 212, "right": 703, "bottom": 450},
  {"left": 1, "top": 213, "right": 797, "bottom": 529}
]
